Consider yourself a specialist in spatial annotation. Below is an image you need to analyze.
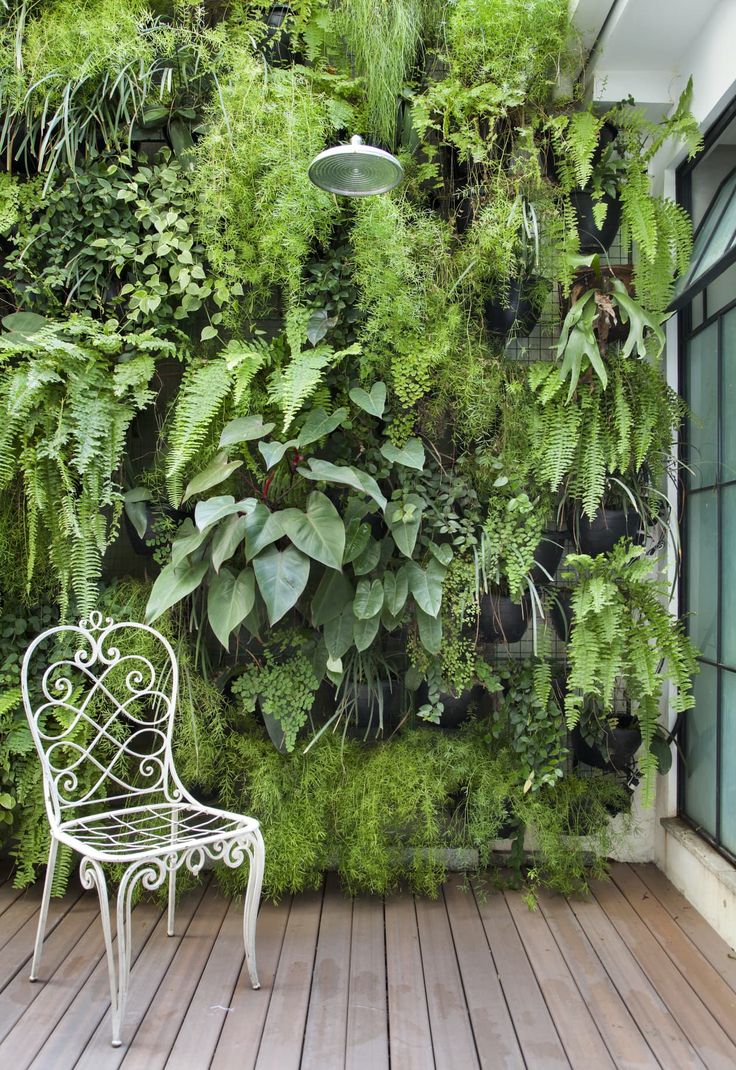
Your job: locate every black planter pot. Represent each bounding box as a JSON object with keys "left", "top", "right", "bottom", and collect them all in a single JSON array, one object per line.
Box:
[
  {"left": 419, "top": 684, "right": 484, "bottom": 728},
  {"left": 549, "top": 590, "right": 573, "bottom": 643},
  {"left": 348, "top": 681, "right": 403, "bottom": 737},
  {"left": 572, "top": 723, "right": 642, "bottom": 773},
  {"left": 479, "top": 593, "right": 529, "bottom": 644},
  {"left": 570, "top": 190, "right": 621, "bottom": 254},
  {"left": 482, "top": 276, "right": 549, "bottom": 337},
  {"left": 576, "top": 508, "right": 643, "bottom": 556},
  {"left": 123, "top": 503, "right": 191, "bottom": 557},
  {"left": 262, "top": 4, "right": 300, "bottom": 66},
  {"left": 529, "top": 530, "right": 566, "bottom": 585}
]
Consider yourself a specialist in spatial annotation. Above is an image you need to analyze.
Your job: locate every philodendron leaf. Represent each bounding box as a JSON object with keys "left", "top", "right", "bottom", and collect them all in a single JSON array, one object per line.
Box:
[
  {"left": 297, "top": 406, "right": 348, "bottom": 448},
  {"left": 244, "top": 504, "right": 284, "bottom": 560},
  {"left": 297, "top": 458, "right": 387, "bottom": 511},
  {"left": 280, "top": 491, "right": 345, "bottom": 570},
  {"left": 385, "top": 494, "right": 424, "bottom": 558},
  {"left": 416, "top": 607, "right": 442, "bottom": 655},
  {"left": 195, "top": 495, "right": 256, "bottom": 531},
  {"left": 123, "top": 487, "right": 151, "bottom": 540},
  {"left": 380, "top": 437, "right": 425, "bottom": 470},
  {"left": 349, "top": 381, "right": 386, "bottom": 418},
  {"left": 145, "top": 559, "right": 209, "bottom": 623},
  {"left": 383, "top": 568, "right": 409, "bottom": 616},
  {"left": 258, "top": 439, "right": 298, "bottom": 470},
  {"left": 343, "top": 518, "right": 371, "bottom": 564},
  {"left": 219, "top": 414, "right": 275, "bottom": 449},
  {"left": 171, "top": 518, "right": 209, "bottom": 568},
  {"left": 353, "top": 578, "right": 384, "bottom": 619},
  {"left": 211, "top": 514, "right": 249, "bottom": 572},
  {"left": 324, "top": 609, "right": 354, "bottom": 659},
  {"left": 312, "top": 568, "right": 354, "bottom": 626},
  {"left": 207, "top": 566, "right": 256, "bottom": 649},
  {"left": 182, "top": 454, "right": 242, "bottom": 503},
  {"left": 352, "top": 536, "right": 381, "bottom": 576},
  {"left": 252, "top": 544, "right": 310, "bottom": 625},
  {"left": 352, "top": 612, "right": 380, "bottom": 652},
  {"left": 406, "top": 558, "right": 445, "bottom": 617},
  {"left": 429, "top": 542, "right": 453, "bottom": 567}
]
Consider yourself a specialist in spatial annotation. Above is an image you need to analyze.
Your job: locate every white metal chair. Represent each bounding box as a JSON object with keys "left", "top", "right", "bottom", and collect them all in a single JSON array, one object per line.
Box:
[{"left": 21, "top": 611, "right": 265, "bottom": 1048}]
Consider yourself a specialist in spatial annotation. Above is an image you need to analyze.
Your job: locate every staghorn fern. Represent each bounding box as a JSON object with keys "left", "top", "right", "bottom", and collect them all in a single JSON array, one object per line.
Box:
[{"left": 0, "top": 316, "right": 173, "bottom": 618}]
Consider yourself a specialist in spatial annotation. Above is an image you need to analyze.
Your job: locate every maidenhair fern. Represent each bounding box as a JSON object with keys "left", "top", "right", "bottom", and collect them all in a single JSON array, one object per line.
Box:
[{"left": 0, "top": 317, "right": 173, "bottom": 617}]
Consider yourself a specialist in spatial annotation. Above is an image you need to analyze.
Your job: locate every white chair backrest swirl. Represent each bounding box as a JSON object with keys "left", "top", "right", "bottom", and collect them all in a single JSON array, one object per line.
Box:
[{"left": 21, "top": 611, "right": 180, "bottom": 827}]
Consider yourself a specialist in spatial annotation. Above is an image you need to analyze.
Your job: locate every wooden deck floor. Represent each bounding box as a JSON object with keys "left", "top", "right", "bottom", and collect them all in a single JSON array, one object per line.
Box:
[{"left": 1, "top": 863, "right": 735, "bottom": 1069}]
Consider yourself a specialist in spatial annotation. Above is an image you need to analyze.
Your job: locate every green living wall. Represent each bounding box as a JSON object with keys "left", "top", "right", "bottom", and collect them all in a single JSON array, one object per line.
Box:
[{"left": 0, "top": 0, "right": 701, "bottom": 899}]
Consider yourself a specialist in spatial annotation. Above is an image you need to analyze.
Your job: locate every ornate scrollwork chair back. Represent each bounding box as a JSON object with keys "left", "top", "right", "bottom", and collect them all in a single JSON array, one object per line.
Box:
[{"left": 21, "top": 612, "right": 265, "bottom": 1049}]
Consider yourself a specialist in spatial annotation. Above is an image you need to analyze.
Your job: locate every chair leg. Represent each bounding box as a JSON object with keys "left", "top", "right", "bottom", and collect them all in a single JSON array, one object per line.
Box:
[
  {"left": 29, "top": 836, "right": 59, "bottom": 981},
  {"left": 79, "top": 858, "right": 121, "bottom": 1046},
  {"left": 243, "top": 828, "right": 265, "bottom": 990},
  {"left": 167, "top": 866, "right": 176, "bottom": 937}
]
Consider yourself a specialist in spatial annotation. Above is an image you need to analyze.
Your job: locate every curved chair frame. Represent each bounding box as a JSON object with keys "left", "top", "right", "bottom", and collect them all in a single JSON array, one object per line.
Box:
[{"left": 21, "top": 611, "right": 264, "bottom": 1047}]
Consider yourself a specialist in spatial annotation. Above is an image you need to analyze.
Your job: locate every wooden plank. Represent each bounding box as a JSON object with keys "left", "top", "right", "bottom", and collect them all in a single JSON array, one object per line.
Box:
[
  {"left": 385, "top": 891, "right": 434, "bottom": 1070},
  {"left": 0, "top": 889, "right": 97, "bottom": 1043},
  {"left": 345, "top": 896, "right": 389, "bottom": 1070},
  {"left": 611, "top": 864, "right": 736, "bottom": 1048},
  {"left": 0, "top": 874, "right": 26, "bottom": 916},
  {"left": 210, "top": 899, "right": 291, "bottom": 1070},
  {"left": 253, "top": 887, "right": 324, "bottom": 1070},
  {"left": 637, "top": 863, "right": 736, "bottom": 993},
  {"left": 22, "top": 902, "right": 161, "bottom": 1070},
  {"left": 164, "top": 896, "right": 251, "bottom": 1069},
  {"left": 416, "top": 893, "right": 479, "bottom": 1070},
  {"left": 0, "top": 887, "right": 42, "bottom": 950},
  {"left": 443, "top": 879, "right": 523, "bottom": 1070},
  {"left": 71, "top": 885, "right": 207, "bottom": 1070},
  {"left": 538, "top": 890, "right": 660, "bottom": 1070},
  {"left": 301, "top": 874, "right": 353, "bottom": 1070},
  {"left": 568, "top": 891, "right": 705, "bottom": 1069},
  {"left": 505, "top": 890, "right": 615, "bottom": 1070},
  {"left": 118, "top": 884, "right": 231, "bottom": 1070},
  {"left": 474, "top": 887, "right": 568, "bottom": 1069},
  {"left": 0, "top": 885, "right": 83, "bottom": 992},
  {"left": 591, "top": 876, "right": 736, "bottom": 1069}
]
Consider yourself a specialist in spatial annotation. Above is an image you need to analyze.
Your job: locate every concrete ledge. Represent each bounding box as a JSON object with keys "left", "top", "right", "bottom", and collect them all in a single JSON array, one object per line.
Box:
[{"left": 660, "top": 817, "right": 736, "bottom": 947}]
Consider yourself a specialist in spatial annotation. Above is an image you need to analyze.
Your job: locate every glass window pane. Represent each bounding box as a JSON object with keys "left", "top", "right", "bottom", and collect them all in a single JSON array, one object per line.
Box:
[
  {"left": 686, "top": 490, "right": 718, "bottom": 661},
  {"left": 685, "top": 322, "right": 718, "bottom": 488},
  {"left": 707, "top": 260, "right": 736, "bottom": 319},
  {"left": 720, "top": 670, "right": 736, "bottom": 854},
  {"left": 684, "top": 662, "right": 718, "bottom": 837},
  {"left": 722, "top": 485, "right": 736, "bottom": 667},
  {"left": 723, "top": 307, "right": 736, "bottom": 481}
]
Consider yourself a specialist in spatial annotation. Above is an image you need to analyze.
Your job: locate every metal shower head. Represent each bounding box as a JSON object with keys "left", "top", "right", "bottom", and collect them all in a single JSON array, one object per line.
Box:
[{"left": 308, "top": 135, "right": 404, "bottom": 197}]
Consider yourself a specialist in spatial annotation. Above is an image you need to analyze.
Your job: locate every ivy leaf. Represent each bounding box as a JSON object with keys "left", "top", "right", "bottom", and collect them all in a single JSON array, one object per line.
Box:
[
  {"left": 353, "top": 578, "right": 384, "bottom": 620},
  {"left": 280, "top": 491, "right": 345, "bottom": 570},
  {"left": 211, "top": 514, "right": 249, "bottom": 573},
  {"left": 324, "top": 609, "right": 354, "bottom": 659},
  {"left": 145, "top": 559, "right": 209, "bottom": 623},
  {"left": 298, "top": 458, "right": 387, "bottom": 511},
  {"left": 297, "top": 406, "right": 348, "bottom": 448},
  {"left": 380, "top": 437, "right": 425, "bottom": 470},
  {"left": 349, "top": 382, "right": 386, "bottom": 418},
  {"left": 383, "top": 569, "right": 409, "bottom": 616},
  {"left": 416, "top": 607, "right": 442, "bottom": 655},
  {"left": 195, "top": 495, "right": 256, "bottom": 531},
  {"left": 244, "top": 504, "right": 284, "bottom": 560},
  {"left": 207, "top": 567, "right": 256, "bottom": 649},
  {"left": 219, "top": 414, "right": 275, "bottom": 449},
  {"left": 259, "top": 439, "right": 298, "bottom": 470},
  {"left": 182, "top": 453, "right": 242, "bottom": 503},
  {"left": 252, "top": 545, "right": 310, "bottom": 625},
  {"left": 406, "top": 559, "right": 446, "bottom": 617},
  {"left": 385, "top": 494, "right": 424, "bottom": 557},
  {"left": 352, "top": 612, "right": 380, "bottom": 652},
  {"left": 312, "top": 568, "right": 354, "bottom": 626}
]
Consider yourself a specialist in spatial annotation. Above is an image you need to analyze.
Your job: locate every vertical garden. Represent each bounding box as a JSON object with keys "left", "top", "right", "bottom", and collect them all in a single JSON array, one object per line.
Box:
[{"left": 0, "top": 0, "right": 702, "bottom": 899}]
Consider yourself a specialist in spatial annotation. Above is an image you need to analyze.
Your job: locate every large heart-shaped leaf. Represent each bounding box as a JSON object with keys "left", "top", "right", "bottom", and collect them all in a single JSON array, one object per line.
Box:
[
  {"left": 259, "top": 439, "right": 298, "bottom": 470},
  {"left": 298, "top": 459, "right": 387, "bottom": 511},
  {"left": 182, "top": 454, "right": 242, "bottom": 503},
  {"left": 353, "top": 578, "right": 384, "bottom": 619},
  {"left": 416, "top": 607, "right": 442, "bottom": 655},
  {"left": 195, "top": 495, "right": 255, "bottom": 532},
  {"left": 380, "top": 437, "right": 425, "bottom": 470},
  {"left": 244, "top": 504, "right": 284, "bottom": 560},
  {"left": 383, "top": 568, "right": 409, "bottom": 616},
  {"left": 211, "top": 514, "right": 249, "bottom": 572},
  {"left": 352, "top": 537, "right": 381, "bottom": 576},
  {"left": 385, "top": 494, "right": 424, "bottom": 558},
  {"left": 349, "top": 382, "right": 386, "bottom": 418},
  {"left": 342, "top": 518, "right": 371, "bottom": 564},
  {"left": 406, "top": 558, "right": 446, "bottom": 617},
  {"left": 280, "top": 492, "right": 345, "bottom": 570},
  {"left": 145, "top": 559, "right": 209, "bottom": 623},
  {"left": 252, "top": 545, "right": 310, "bottom": 625},
  {"left": 324, "top": 609, "right": 354, "bottom": 659},
  {"left": 207, "top": 567, "right": 256, "bottom": 649},
  {"left": 297, "top": 406, "right": 348, "bottom": 448},
  {"left": 352, "top": 612, "right": 380, "bottom": 652},
  {"left": 171, "top": 518, "right": 209, "bottom": 568},
  {"left": 123, "top": 487, "right": 151, "bottom": 540},
  {"left": 312, "top": 568, "right": 354, "bottom": 626},
  {"left": 219, "top": 415, "right": 275, "bottom": 449}
]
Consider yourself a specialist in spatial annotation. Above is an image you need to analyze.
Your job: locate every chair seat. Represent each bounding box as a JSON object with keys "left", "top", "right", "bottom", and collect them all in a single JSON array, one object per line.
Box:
[{"left": 58, "top": 802, "right": 259, "bottom": 863}]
